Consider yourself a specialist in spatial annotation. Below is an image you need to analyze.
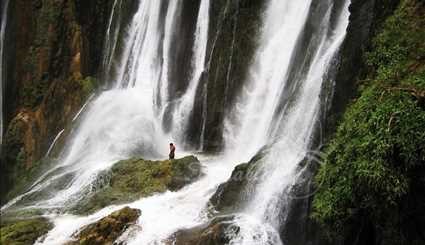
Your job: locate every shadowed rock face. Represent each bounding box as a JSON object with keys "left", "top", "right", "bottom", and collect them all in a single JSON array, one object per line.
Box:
[
  {"left": 0, "top": 217, "right": 53, "bottom": 245},
  {"left": 68, "top": 206, "right": 141, "bottom": 245},
  {"left": 187, "top": 0, "right": 266, "bottom": 150},
  {"left": 73, "top": 155, "right": 202, "bottom": 215}
]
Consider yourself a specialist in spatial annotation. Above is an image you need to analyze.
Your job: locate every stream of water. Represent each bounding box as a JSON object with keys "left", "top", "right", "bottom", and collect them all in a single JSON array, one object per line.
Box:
[
  {"left": 0, "top": 0, "right": 10, "bottom": 149},
  {"left": 2, "top": 0, "right": 351, "bottom": 244}
]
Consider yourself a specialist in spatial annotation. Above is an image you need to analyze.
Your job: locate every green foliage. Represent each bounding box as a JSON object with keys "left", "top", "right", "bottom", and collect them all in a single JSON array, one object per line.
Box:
[
  {"left": 313, "top": 87, "right": 424, "bottom": 234},
  {"left": 313, "top": 0, "right": 425, "bottom": 243},
  {"left": 0, "top": 218, "right": 53, "bottom": 245},
  {"left": 365, "top": 0, "right": 425, "bottom": 88}
]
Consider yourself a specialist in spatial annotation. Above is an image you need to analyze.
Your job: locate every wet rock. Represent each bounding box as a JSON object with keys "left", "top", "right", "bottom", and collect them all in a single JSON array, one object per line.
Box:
[
  {"left": 209, "top": 152, "right": 265, "bottom": 213},
  {"left": 167, "top": 156, "right": 203, "bottom": 191},
  {"left": 0, "top": 217, "right": 53, "bottom": 245},
  {"left": 188, "top": 0, "right": 266, "bottom": 150},
  {"left": 69, "top": 206, "right": 141, "bottom": 245},
  {"left": 170, "top": 216, "right": 238, "bottom": 245},
  {"left": 73, "top": 155, "right": 202, "bottom": 214}
]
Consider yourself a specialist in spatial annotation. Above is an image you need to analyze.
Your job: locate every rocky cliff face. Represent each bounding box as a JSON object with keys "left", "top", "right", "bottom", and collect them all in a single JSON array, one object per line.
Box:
[
  {"left": 1, "top": 0, "right": 115, "bottom": 202},
  {"left": 189, "top": 0, "right": 265, "bottom": 150}
]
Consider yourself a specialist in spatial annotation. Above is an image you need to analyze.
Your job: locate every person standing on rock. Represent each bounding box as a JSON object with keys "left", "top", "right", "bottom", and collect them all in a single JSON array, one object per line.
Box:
[{"left": 169, "top": 143, "right": 176, "bottom": 160}]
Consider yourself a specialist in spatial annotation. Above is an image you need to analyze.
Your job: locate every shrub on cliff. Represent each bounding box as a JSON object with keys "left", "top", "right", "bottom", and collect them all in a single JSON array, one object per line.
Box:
[{"left": 313, "top": 0, "right": 425, "bottom": 244}]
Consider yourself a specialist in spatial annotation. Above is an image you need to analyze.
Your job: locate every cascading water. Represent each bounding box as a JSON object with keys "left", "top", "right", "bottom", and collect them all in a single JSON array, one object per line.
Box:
[
  {"left": 1, "top": 0, "right": 352, "bottom": 244},
  {"left": 224, "top": 0, "right": 314, "bottom": 161},
  {"left": 169, "top": 0, "right": 210, "bottom": 144},
  {"left": 2, "top": 0, "right": 181, "bottom": 211},
  {"left": 224, "top": 0, "right": 351, "bottom": 243},
  {"left": 0, "top": 0, "right": 10, "bottom": 149}
]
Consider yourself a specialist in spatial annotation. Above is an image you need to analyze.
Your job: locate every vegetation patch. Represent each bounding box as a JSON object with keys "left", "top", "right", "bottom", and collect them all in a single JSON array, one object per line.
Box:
[
  {"left": 312, "top": 0, "right": 425, "bottom": 244},
  {"left": 0, "top": 217, "right": 53, "bottom": 245}
]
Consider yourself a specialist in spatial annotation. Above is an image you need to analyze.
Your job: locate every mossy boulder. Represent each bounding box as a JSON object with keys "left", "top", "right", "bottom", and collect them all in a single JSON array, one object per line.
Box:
[
  {"left": 169, "top": 216, "right": 237, "bottom": 245},
  {"left": 74, "top": 156, "right": 202, "bottom": 214},
  {"left": 0, "top": 217, "right": 53, "bottom": 245},
  {"left": 68, "top": 206, "right": 141, "bottom": 245}
]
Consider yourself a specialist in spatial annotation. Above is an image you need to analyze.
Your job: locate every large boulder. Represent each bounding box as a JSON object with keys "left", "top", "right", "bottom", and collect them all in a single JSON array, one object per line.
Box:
[
  {"left": 68, "top": 206, "right": 141, "bottom": 245},
  {"left": 209, "top": 152, "right": 264, "bottom": 213},
  {"left": 73, "top": 155, "right": 202, "bottom": 214},
  {"left": 0, "top": 217, "right": 53, "bottom": 245},
  {"left": 170, "top": 216, "right": 238, "bottom": 245}
]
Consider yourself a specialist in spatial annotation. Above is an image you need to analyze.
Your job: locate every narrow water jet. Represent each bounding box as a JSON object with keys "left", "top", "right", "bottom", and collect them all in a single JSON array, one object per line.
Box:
[{"left": 0, "top": 0, "right": 10, "bottom": 149}]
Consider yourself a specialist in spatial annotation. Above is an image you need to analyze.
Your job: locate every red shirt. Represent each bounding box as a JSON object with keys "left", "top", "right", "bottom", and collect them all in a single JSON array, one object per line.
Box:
[{"left": 170, "top": 145, "right": 176, "bottom": 154}]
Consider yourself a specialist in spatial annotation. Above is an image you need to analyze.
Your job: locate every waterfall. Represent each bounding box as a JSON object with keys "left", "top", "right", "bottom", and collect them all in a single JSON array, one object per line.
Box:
[
  {"left": 0, "top": 0, "right": 10, "bottom": 149},
  {"left": 102, "top": 0, "right": 123, "bottom": 81},
  {"left": 2, "top": 0, "right": 353, "bottom": 244},
  {"left": 157, "top": 0, "right": 180, "bottom": 111},
  {"left": 1, "top": 0, "right": 182, "bottom": 211},
  {"left": 169, "top": 0, "right": 210, "bottom": 145},
  {"left": 224, "top": 0, "right": 351, "bottom": 243},
  {"left": 223, "top": 0, "right": 314, "bottom": 160}
]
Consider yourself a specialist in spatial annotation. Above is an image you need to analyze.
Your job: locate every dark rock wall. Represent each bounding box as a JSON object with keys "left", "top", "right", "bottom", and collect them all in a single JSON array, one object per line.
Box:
[
  {"left": 161, "top": 0, "right": 201, "bottom": 132},
  {"left": 188, "top": 0, "right": 265, "bottom": 150},
  {"left": 167, "top": 0, "right": 200, "bottom": 97},
  {"left": 1, "top": 0, "right": 116, "bottom": 202},
  {"left": 323, "top": 0, "right": 400, "bottom": 140}
]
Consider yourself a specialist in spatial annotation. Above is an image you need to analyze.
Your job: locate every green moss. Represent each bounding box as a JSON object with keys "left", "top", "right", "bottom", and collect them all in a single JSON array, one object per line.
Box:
[
  {"left": 73, "top": 156, "right": 201, "bottom": 214},
  {"left": 78, "top": 76, "right": 99, "bottom": 98},
  {"left": 312, "top": 0, "right": 425, "bottom": 243},
  {"left": 0, "top": 218, "right": 53, "bottom": 245}
]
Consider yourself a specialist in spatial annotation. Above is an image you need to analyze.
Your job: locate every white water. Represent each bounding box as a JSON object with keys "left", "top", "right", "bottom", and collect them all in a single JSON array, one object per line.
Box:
[
  {"left": 170, "top": 0, "right": 210, "bottom": 143},
  {"left": 38, "top": 154, "right": 242, "bottom": 245},
  {"left": 157, "top": 0, "right": 180, "bottom": 111},
  {"left": 224, "top": 0, "right": 314, "bottom": 162},
  {"left": 1, "top": 0, "right": 178, "bottom": 210},
  {"left": 226, "top": 0, "right": 351, "bottom": 243},
  {"left": 3, "top": 0, "right": 352, "bottom": 244},
  {"left": 0, "top": 0, "right": 10, "bottom": 148}
]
